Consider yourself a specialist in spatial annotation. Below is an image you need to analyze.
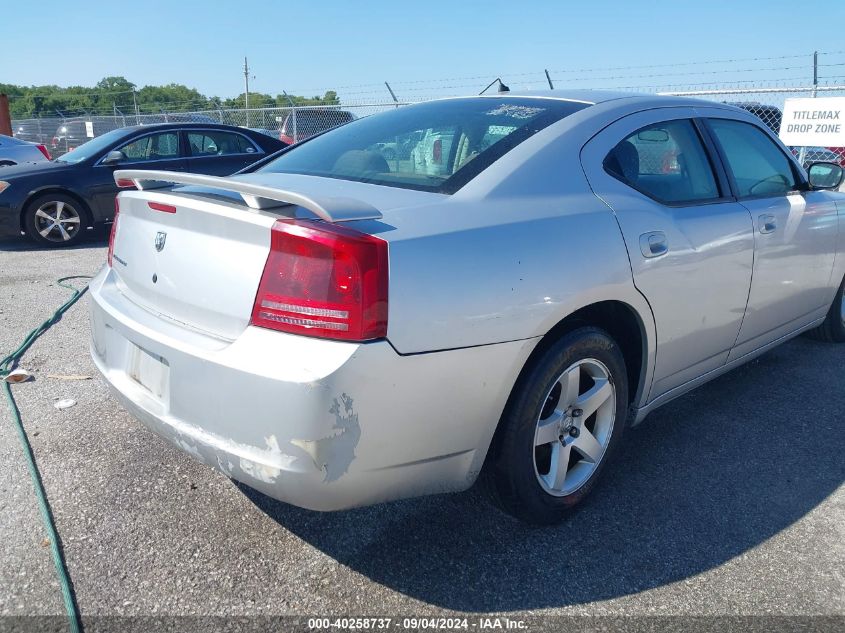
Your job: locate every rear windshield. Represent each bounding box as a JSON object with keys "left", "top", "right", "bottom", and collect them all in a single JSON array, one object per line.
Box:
[{"left": 260, "top": 97, "right": 589, "bottom": 193}]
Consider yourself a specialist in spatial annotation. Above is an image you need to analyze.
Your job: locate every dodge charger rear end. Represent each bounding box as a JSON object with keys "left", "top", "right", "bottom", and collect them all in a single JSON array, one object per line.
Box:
[{"left": 90, "top": 92, "right": 845, "bottom": 524}]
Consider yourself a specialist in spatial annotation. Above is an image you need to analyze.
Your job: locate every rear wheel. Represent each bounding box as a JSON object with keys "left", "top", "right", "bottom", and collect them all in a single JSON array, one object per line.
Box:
[
  {"left": 806, "top": 276, "right": 845, "bottom": 343},
  {"left": 487, "top": 327, "right": 628, "bottom": 525},
  {"left": 23, "top": 193, "right": 86, "bottom": 247}
]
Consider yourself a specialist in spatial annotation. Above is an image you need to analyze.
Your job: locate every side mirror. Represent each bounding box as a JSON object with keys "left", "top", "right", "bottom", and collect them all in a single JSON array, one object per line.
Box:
[
  {"left": 807, "top": 162, "right": 844, "bottom": 190},
  {"left": 102, "top": 150, "right": 126, "bottom": 165}
]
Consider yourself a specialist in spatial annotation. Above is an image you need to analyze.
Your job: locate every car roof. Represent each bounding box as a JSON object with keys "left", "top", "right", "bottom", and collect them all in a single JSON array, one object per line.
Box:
[
  {"left": 1, "top": 134, "right": 28, "bottom": 145},
  {"left": 114, "top": 122, "right": 250, "bottom": 133},
  {"left": 437, "top": 89, "right": 745, "bottom": 111},
  {"left": 497, "top": 89, "right": 653, "bottom": 104}
]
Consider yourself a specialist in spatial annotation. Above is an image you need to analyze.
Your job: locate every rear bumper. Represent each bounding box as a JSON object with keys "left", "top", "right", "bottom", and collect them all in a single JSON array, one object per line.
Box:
[{"left": 89, "top": 266, "right": 535, "bottom": 511}]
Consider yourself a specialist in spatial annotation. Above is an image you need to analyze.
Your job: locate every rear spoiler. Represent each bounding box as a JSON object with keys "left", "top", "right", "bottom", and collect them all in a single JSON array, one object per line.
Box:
[{"left": 113, "top": 170, "right": 382, "bottom": 223}]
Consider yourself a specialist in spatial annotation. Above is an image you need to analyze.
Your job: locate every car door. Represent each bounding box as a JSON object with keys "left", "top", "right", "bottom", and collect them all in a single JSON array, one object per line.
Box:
[
  {"left": 701, "top": 116, "right": 840, "bottom": 360},
  {"left": 89, "top": 131, "right": 187, "bottom": 219},
  {"left": 185, "top": 130, "right": 262, "bottom": 176},
  {"left": 582, "top": 108, "right": 754, "bottom": 402}
]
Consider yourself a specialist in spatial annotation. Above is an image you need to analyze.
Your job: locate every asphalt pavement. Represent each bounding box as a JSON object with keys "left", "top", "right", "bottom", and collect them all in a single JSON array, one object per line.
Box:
[{"left": 0, "top": 231, "right": 842, "bottom": 630}]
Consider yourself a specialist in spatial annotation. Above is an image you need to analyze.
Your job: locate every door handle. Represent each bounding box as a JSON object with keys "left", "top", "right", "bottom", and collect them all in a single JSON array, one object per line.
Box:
[
  {"left": 759, "top": 214, "right": 777, "bottom": 234},
  {"left": 639, "top": 231, "right": 668, "bottom": 258}
]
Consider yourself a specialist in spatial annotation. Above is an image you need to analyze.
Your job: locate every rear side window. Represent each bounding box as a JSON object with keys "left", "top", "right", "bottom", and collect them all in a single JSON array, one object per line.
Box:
[
  {"left": 118, "top": 132, "right": 179, "bottom": 162},
  {"left": 707, "top": 119, "right": 798, "bottom": 198},
  {"left": 604, "top": 119, "right": 720, "bottom": 204},
  {"left": 188, "top": 131, "right": 256, "bottom": 156},
  {"left": 262, "top": 98, "right": 589, "bottom": 193}
]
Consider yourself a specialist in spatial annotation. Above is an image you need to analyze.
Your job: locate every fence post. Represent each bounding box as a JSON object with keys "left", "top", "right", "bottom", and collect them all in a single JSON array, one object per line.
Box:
[
  {"left": 133, "top": 90, "right": 141, "bottom": 125},
  {"left": 798, "top": 51, "right": 820, "bottom": 168},
  {"left": 385, "top": 82, "right": 399, "bottom": 108}
]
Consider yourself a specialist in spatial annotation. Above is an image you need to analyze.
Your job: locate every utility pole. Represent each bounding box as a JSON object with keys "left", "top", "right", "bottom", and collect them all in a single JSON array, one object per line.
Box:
[{"left": 243, "top": 56, "right": 250, "bottom": 127}]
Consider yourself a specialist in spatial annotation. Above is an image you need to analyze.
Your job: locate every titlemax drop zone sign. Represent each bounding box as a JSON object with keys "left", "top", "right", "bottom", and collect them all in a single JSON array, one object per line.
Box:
[{"left": 779, "top": 97, "right": 845, "bottom": 146}]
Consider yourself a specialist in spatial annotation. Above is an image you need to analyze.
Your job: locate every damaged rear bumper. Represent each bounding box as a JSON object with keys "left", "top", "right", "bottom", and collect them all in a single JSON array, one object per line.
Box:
[{"left": 88, "top": 267, "right": 536, "bottom": 511}]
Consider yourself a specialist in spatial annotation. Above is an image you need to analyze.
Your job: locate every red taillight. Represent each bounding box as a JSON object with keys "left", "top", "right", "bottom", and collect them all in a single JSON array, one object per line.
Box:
[
  {"left": 108, "top": 197, "right": 120, "bottom": 267},
  {"left": 432, "top": 139, "right": 442, "bottom": 164},
  {"left": 280, "top": 133, "right": 295, "bottom": 145},
  {"left": 36, "top": 144, "right": 51, "bottom": 160},
  {"left": 148, "top": 201, "right": 176, "bottom": 214},
  {"left": 250, "top": 220, "right": 388, "bottom": 341},
  {"left": 116, "top": 178, "right": 136, "bottom": 189}
]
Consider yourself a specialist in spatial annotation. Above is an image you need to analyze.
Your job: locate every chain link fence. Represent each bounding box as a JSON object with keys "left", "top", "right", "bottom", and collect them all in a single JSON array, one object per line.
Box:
[
  {"left": 11, "top": 103, "right": 406, "bottom": 156},
  {"left": 659, "top": 84, "right": 845, "bottom": 167},
  {"left": 10, "top": 84, "right": 845, "bottom": 170}
]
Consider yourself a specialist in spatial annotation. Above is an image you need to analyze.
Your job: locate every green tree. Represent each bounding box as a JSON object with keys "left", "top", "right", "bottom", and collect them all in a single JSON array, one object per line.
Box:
[{"left": 2, "top": 79, "right": 342, "bottom": 119}]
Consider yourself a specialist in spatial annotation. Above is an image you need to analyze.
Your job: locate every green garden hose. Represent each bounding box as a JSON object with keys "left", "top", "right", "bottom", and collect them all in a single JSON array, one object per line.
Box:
[{"left": 1, "top": 275, "right": 92, "bottom": 633}]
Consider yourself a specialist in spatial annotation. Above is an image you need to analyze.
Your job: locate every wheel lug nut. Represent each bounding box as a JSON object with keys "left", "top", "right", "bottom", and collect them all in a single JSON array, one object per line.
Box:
[
  {"left": 569, "top": 427, "right": 580, "bottom": 438},
  {"left": 571, "top": 408, "right": 583, "bottom": 418}
]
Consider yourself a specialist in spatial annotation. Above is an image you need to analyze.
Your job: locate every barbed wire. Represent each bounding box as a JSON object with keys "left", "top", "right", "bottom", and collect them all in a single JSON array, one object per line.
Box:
[{"left": 10, "top": 49, "right": 845, "bottom": 118}]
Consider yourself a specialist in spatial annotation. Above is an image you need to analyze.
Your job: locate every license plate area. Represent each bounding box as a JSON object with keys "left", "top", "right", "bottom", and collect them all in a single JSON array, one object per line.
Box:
[{"left": 127, "top": 343, "right": 170, "bottom": 401}]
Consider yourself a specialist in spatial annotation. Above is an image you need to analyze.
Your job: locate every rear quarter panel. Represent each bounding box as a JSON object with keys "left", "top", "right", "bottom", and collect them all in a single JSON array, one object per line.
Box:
[{"left": 370, "top": 192, "right": 649, "bottom": 354}]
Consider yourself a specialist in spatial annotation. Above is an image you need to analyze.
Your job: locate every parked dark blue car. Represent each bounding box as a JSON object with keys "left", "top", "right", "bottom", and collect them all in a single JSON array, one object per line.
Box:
[{"left": 0, "top": 123, "right": 286, "bottom": 246}]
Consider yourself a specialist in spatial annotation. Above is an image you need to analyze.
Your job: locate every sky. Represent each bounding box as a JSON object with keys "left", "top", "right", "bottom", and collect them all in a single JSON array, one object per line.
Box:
[{"left": 3, "top": 0, "right": 845, "bottom": 102}]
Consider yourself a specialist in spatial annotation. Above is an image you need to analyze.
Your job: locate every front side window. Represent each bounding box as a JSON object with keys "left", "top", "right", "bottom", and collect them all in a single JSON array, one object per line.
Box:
[
  {"left": 118, "top": 132, "right": 179, "bottom": 162},
  {"left": 604, "top": 119, "right": 720, "bottom": 204},
  {"left": 707, "top": 118, "right": 798, "bottom": 198},
  {"left": 188, "top": 131, "right": 255, "bottom": 156},
  {"left": 261, "top": 98, "right": 589, "bottom": 193}
]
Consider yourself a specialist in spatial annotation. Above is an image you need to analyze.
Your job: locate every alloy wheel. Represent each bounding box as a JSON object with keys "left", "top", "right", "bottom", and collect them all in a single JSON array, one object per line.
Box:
[
  {"left": 533, "top": 358, "right": 616, "bottom": 496},
  {"left": 33, "top": 200, "right": 81, "bottom": 243}
]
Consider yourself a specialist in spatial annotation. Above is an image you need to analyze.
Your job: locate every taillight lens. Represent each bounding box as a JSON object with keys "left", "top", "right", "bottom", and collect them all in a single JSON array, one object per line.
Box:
[
  {"left": 108, "top": 197, "right": 120, "bottom": 267},
  {"left": 116, "top": 178, "right": 136, "bottom": 189},
  {"left": 250, "top": 220, "right": 388, "bottom": 341},
  {"left": 280, "top": 133, "right": 295, "bottom": 145},
  {"left": 36, "top": 144, "right": 51, "bottom": 160}
]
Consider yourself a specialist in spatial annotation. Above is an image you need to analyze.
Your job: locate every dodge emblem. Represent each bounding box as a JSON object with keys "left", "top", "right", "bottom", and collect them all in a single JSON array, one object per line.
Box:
[{"left": 155, "top": 231, "right": 167, "bottom": 252}]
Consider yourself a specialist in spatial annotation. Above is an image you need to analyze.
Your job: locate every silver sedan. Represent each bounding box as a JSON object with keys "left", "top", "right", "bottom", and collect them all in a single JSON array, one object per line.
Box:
[
  {"left": 0, "top": 134, "right": 51, "bottom": 167},
  {"left": 89, "top": 91, "right": 845, "bottom": 524}
]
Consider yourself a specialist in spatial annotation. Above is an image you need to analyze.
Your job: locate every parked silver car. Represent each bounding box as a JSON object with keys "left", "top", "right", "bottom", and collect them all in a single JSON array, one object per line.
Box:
[
  {"left": 0, "top": 134, "right": 51, "bottom": 167},
  {"left": 89, "top": 91, "right": 845, "bottom": 524}
]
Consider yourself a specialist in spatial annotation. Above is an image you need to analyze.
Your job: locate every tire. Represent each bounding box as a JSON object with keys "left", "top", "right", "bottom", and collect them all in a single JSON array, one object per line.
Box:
[
  {"left": 806, "top": 275, "right": 845, "bottom": 343},
  {"left": 23, "top": 192, "right": 87, "bottom": 247},
  {"left": 487, "top": 327, "right": 628, "bottom": 525}
]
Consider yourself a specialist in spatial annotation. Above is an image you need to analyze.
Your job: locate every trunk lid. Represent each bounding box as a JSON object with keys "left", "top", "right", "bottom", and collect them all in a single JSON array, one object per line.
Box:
[{"left": 109, "top": 172, "right": 442, "bottom": 340}]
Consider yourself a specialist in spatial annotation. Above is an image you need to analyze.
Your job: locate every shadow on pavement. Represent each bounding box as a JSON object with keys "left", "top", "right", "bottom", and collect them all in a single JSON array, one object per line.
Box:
[
  {"left": 0, "top": 228, "right": 108, "bottom": 252},
  {"left": 239, "top": 336, "right": 845, "bottom": 612}
]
